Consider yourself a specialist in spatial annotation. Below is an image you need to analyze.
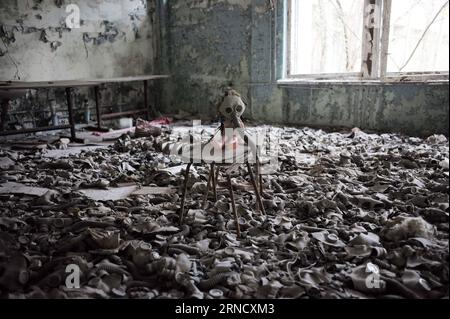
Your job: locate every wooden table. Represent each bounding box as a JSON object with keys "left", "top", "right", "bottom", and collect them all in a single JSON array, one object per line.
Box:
[
  {"left": 81, "top": 75, "right": 170, "bottom": 129},
  {"left": 0, "top": 75, "right": 169, "bottom": 140}
]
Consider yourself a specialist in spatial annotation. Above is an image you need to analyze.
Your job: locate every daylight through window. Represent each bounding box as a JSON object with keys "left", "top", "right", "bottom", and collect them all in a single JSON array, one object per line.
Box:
[{"left": 287, "top": 0, "right": 450, "bottom": 80}]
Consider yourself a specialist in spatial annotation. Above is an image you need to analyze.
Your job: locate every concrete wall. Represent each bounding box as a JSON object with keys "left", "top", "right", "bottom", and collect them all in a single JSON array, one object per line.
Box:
[
  {"left": 0, "top": 0, "right": 155, "bottom": 81},
  {"left": 1, "top": 0, "right": 448, "bottom": 136},
  {"left": 160, "top": 0, "right": 449, "bottom": 137},
  {"left": 160, "top": 0, "right": 253, "bottom": 118},
  {"left": 0, "top": 0, "right": 157, "bottom": 130},
  {"left": 281, "top": 83, "right": 449, "bottom": 137}
]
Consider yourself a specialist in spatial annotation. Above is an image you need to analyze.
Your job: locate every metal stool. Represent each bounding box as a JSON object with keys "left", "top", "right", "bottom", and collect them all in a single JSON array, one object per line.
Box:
[{"left": 179, "top": 158, "right": 266, "bottom": 237}]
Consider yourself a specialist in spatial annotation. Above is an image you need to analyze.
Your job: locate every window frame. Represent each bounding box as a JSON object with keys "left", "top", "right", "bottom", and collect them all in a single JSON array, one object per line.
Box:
[{"left": 284, "top": 0, "right": 450, "bottom": 83}]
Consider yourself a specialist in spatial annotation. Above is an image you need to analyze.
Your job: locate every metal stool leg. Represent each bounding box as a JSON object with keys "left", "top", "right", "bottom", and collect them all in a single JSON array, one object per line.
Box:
[
  {"left": 215, "top": 166, "right": 220, "bottom": 187},
  {"left": 255, "top": 159, "right": 261, "bottom": 211},
  {"left": 257, "top": 158, "right": 264, "bottom": 196},
  {"left": 211, "top": 163, "right": 218, "bottom": 202},
  {"left": 246, "top": 162, "right": 266, "bottom": 215},
  {"left": 227, "top": 174, "right": 241, "bottom": 237},
  {"left": 179, "top": 163, "right": 192, "bottom": 224},
  {"left": 202, "top": 163, "right": 214, "bottom": 209}
]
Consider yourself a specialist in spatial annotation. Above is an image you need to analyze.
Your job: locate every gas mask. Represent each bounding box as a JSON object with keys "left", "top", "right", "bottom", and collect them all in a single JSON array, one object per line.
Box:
[
  {"left": 216, "top": 89, "right": 257, "bottom": 156},
  {"left": 218, "top": 89, "right": 246, "bottom": 129}
]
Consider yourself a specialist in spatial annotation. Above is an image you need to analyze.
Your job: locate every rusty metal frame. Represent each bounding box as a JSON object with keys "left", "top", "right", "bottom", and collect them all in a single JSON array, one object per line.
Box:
[
  {"left": 0, "top": 87, "right": 83, "bottom": 140},
  {"left": 0, "top": 75, "right": 169, "bottom": 139},
  {"left": 93, "top": 80, "right": 151, "bottom": 129}
]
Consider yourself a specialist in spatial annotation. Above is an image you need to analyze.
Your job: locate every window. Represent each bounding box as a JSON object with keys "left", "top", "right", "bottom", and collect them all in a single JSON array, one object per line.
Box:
[
  {"left": 286, "top": 0, "right": 449, "bottom": 81},
  {"left": 288, "top": 0, "right": 364, "bottom": 76},
  {"left": 387, "top": 0, "right": 449, "bottom": 74}
]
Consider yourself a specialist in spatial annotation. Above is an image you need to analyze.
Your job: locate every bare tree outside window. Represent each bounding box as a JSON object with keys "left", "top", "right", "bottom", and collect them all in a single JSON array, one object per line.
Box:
[
  {"left": 287, "top": 0, "right": 449, "bottom": 81},
  {"left": 289, "top": 0, "right": 364, "bottom": 75},
  {"left": 387, "top": 0, "right": 449, "bottom": 73}
]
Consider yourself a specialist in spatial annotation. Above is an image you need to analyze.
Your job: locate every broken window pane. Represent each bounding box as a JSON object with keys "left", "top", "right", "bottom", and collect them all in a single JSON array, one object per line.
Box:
[
  {"left": 289, "top": 0, "right": 364, "bottom": 75},
  {"left": 387, "top": 0, "right": 449, "bottom": 73}
]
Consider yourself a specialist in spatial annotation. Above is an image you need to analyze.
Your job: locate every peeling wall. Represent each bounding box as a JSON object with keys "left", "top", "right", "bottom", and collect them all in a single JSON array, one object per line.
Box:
[
  {"left": 0, "top": 0, "right": 157, "bottom": 130},
  {"left": 281, "top": 83, "right": 449, "bottom": 137},
  {"left": 160, "top": 0, "right": 449, "bottom": 137},
  {"left": 0, "top": 0, "right": 155, "bottom": 80},
  {"left": 1, "top": 0, "right": 448, "bottom": 137},
  {"left": 161, "top": 0, "right": 253, "bottom": 118}
]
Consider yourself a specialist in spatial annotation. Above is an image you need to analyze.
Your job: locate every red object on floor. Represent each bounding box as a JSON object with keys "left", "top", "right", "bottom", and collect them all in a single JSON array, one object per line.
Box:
[{"left": 149, "top": 117, "right": 172, "bottom": 125}]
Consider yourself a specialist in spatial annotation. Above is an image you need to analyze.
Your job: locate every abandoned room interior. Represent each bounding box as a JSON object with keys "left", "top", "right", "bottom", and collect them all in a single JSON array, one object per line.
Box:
[{"left": 0, "top": 0, "right": 449, "bottom": 302}]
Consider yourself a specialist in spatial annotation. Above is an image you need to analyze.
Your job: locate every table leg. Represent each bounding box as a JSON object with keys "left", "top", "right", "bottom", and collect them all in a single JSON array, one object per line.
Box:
[
  {"left": 179, "top": 163, "right": 192, "bottom": 224},
  {"left": 0, "top": 99, "right": 10, "bottom": 131},
  {"left": 94, "top": 86, "right": 101, "bottom": 129},
  {"left": 65, "top": 87, "right": 76, "bottom": 141},
  {"left": 227, "top": 174, "right": 241, "bottom": 237},
  {"left": 143, "top": 80, "right": 150, "bottom": 120}
]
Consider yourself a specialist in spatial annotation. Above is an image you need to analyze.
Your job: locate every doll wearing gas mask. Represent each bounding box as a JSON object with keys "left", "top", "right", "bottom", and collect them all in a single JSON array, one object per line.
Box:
[
  {"left": 218, "top": 89, "right": 246, "bottom": 132},
  {"left": 215, "top": 89, "right": 258, "bottom": 157}
]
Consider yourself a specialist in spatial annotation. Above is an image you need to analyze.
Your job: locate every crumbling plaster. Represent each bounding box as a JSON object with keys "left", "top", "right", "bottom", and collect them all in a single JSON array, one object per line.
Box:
[
  {"left": 160, "top": 0, "right": 449, "bottom": 137},
  {"left": 0, "top": 0, "right": 448, "bottom": 137},
  {"left": 0, "top": 0, "right": 155, "bottom": 81},
  {"left": 160, "top": 0, "right": 253, "bottom": 117},
  {"left": 0, "top": 0, "right": 158, "bottom": 128}
]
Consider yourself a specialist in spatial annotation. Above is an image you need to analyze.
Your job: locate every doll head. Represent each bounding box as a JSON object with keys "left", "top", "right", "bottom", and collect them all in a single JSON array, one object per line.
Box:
[{"left": 218, "top": 89, "right": 246, "bottom": 126}]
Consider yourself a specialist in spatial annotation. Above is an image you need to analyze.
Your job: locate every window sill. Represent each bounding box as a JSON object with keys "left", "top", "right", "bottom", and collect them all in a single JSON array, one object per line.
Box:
[{"left": 277, "top": 77, "right": 449, "bottom": 87}]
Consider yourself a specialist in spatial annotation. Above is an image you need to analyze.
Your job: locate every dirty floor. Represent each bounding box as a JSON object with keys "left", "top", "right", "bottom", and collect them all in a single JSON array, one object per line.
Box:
[{"left": 0, "top": 125, "right": 448, "bottom": 299}]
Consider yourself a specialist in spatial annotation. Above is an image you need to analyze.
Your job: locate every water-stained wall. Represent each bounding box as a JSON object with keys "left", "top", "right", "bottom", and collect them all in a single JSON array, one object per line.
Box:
[
  {"left": 0, "top": 0, "right": 155, "bottom": 80},
  {"left": 1, "top": 0, "right": 448, "bottom": 137},
  {"left": 161, "top": 0, "right": 253, "bottom": 117},
  {"left": 280, "top": 83, "right": 449, "bottom": 137},
  {"left": 0, "top": 0, "right": 157, "bottom": 130},
  {"left": 161, "top": 0, "right": 449, "bottom": 137}
]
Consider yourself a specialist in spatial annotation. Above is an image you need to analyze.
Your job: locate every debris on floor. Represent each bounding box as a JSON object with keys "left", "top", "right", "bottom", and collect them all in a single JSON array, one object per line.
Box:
[
  {"left": 0, "top": 182, "right": 54, "bottom": 197},
  {"left": 0, "top": 125, "right": 448, "bottom": 299},
  {"left": 0, "top": 157, "right": 15, "bottom": 170},
  {"left": 135, "top": 119, "right": 163, "bottom": 138},
  {"left": 80, "top": 185, "right": 177, "bottom": 201}
]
